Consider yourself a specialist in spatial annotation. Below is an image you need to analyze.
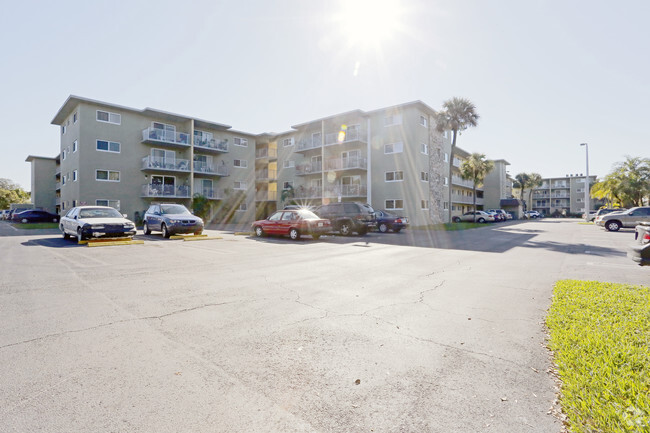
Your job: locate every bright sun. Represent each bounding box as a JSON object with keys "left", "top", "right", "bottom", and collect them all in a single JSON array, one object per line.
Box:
[{"left": 334, "top": 0, "right": 406, "bottom": 50}]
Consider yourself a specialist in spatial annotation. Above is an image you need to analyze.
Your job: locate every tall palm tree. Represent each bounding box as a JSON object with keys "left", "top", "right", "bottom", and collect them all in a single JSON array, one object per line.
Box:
[
  {"left": 513, "top": 173, "right": 530, "bottom": 212},
  {"left": 526, "top": 173, "right": 543, "bottom": 213},
  {"left": 459, "top": 153, "right": 494, "bottom": 222},
  {"left": 434, "top": 98, "right": 480, "bottom": 222}
]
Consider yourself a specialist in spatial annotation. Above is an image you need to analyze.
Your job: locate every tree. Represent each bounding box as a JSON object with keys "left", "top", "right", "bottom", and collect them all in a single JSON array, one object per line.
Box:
[
  {"left": 192, "top": 194, "right": 212, "bottom": 222},
  {"left": 280, "top": 185, "right": 294, "bottom": 205},
  {"left": 591, "top": 156, "right": 650, "bottom": 207},
  {"left": 434, "top": 98, "right": 480, "bottom": 222},
  {"left": 512, "top": 173, "right": 530, "bottom": 211},
  {"left": 459, "top": 153, "right": 494, "bottom": 222},
  {"left": 0, "top": 178, "right": 30, "bottom": 210},
  {"left": 526, "top": 173, "right": 543, "bottom": 212}
]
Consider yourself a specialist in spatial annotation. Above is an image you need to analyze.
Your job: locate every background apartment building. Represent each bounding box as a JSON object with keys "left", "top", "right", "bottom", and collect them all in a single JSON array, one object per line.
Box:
[
  {"left": 530, "top": 174, "right": 601, "bottom": 215},
  {"left": 29, "top": 97, "right": 509, "bottom": 226}
]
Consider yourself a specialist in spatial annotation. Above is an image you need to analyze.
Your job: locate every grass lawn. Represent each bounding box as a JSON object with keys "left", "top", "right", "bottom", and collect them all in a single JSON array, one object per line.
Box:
[
  {"left": 411, "top": 222, "right": 485, "bottom": 231},
  {"left": 11, "top": 222, "right": 59, "bottom": 230},
  {"left": 547, "top": 280, "right": 650, "bottom": 432}
]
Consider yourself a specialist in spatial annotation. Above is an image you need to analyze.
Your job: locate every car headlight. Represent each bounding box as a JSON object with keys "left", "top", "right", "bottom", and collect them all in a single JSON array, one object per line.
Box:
[
  {"left": 92, "top": 225, "right": 105, "bottom": 230},
  {"left": 124, "top": 223, "right": 135, "bottom": 228},
  {"left": 168, "top": 219, "right": 180, "bottom": 224}
]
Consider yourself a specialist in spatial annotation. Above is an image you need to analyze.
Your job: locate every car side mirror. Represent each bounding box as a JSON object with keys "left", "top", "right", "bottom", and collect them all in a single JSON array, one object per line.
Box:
[{"left": 123, "top": 213, "right": 128, "bottom": 218}]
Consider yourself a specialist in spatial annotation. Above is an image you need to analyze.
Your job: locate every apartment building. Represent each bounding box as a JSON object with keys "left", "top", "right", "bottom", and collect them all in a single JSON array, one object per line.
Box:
[
  {"left": 29, "top": 96, "right": 507, "bottom": 226},
  {"left": 530, "top": 174, "right": 601, "bottom": 215}
]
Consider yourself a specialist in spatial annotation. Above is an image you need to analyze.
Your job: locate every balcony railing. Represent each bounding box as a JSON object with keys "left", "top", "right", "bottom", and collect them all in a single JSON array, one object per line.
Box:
[
  {"left": 324, "top": 129, "right": 367, "bottom": 146},
  {"left": 255, "top": 191, "right": 278, "bottom": 201},
  {"left": 194, "top": 138, "right": 229, "bottom": 153},
  {"left": 55, "top": 182, "right": 61, "bottom": 190},
  {"left": 194, "top": 160, "right": 230, "bottom": 176},
  {"left": 451, "top": 194, "right": 484, "bottom": 205},
  {"left": 296, "top": 162, "right": 323, "bottom": 176},
  {"left": 451, "top": 176, "right": 476, "bottom": 189},
  {"left": 142, "top": 156, "right": 190, "bottom": 172},
  {"left": 255, "top": 148, "right": 277, "bottom": 159},
  {"left": 324, "top": 157, "right": 367, "bottom": 171},
  {"left": 294, "top": 186, "right": 323, "bottom": 199},
  {"left": 552, "top": 183, "right": 569, "bottom": 188},
  {"left": 453, "top": 158, "right": 462, "bottom": 168},
  {"left": 255, "top": 169, "right": 277, "bottom": 180},
  {"left": 142, "top": 127, "right": 190, "bottom": 147},
  {"left": 141, "top": 184, "right": 191, "bottom": 198},
  {"left": 197, "top": 188, "right": 224, "bottom": 200},
  {"left": 324, "top": 184, "right": 367, "bottom": 198},
  {"left": 295, "top": 138, "right": 322, "bottom": 152}
]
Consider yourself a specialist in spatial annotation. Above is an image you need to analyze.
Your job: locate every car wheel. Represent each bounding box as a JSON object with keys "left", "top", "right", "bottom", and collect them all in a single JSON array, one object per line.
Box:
[
  {"left": 378, "top": 223, "right": 388, "bottom": 233},
  {"left": 339, "top": 222, "right": 352, "bottom": 236},
  {"left": 289, "top": 228, "right": 300, "bottom": 240},
  {"left": 452, "top": 217, "right": 461, "bottom": 223},
  {"left": 606, "top": 220, "right": 621, "bottom": 232},
  {"left": 394, "top": 228, "right": 402, "bottom": 233},
  {"left": 143, "top": 221, "right": 151, "bottom": 235},
  {"left": 477, "top": 218, "right": 485, "bottom": 223},
  {"left": 61, "top": 226, "right": 69, "bottom": 240},
  {"left": 77, "top": 227, "right": 85, "bottom": 241},
  {"left": 254, "top": 226, "right": 264, "bottom": 237},
  {"left": 161, "top": 223, "right": 170, "bottom": 238},
  {"left": 312, "top": 234, "right": 320, "bottom": 240}
]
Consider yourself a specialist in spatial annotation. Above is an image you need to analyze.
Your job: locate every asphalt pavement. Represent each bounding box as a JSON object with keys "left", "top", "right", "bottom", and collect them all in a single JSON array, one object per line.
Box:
[{"left": 0, "top": 219, "right": 646, "bottom": 432}]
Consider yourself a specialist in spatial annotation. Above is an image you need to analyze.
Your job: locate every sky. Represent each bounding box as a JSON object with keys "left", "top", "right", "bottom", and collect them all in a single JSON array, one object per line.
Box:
[{"left": 1, "top": 0, "right": 648, "bottom": 191}]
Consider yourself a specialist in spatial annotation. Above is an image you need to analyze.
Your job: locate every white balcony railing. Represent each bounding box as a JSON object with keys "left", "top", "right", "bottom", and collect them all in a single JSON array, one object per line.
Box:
[
  {"left": 141, "top": 184, "right": 191, "bottom": 198},
  {"left": 197, "top": 188, "right": 224, "bottom": 200},
  {"left": 296, "top": 138, "right": 323, "bottom": 152},
  {"left": 142, "top": 127, "right": 190, "bottom": 146},
  {"left": 296, "top": 162, "right": 323, "bottom": 175},
  {"left": 194, "top": 137, "right": 229, "bottom": 153},
  {"left": 255, "top": 191, "right": 278, "bottom": 201},
  {"left": 294, "top": 186, "right": 323, "bottom": 199},
  {"left": 255, "top": 148, "right": 277, "bottom": 159},
  {"left": 324, "top": 184, "right": 367, "bottom": 198},
  {"left": 255, "top": 169, "right": 277, "bottom": 180},
  {"left": 324, "top": 129, "right": 367, "bottom": 146},
  {"left": 324, "top": 157, "right": 367, "bottom": 171},
  {"left": 194, "top": 160, "right": 230, "bottom": 176},
  {"left": 142, "top": 156, "right": 190, "bottom": 172}
]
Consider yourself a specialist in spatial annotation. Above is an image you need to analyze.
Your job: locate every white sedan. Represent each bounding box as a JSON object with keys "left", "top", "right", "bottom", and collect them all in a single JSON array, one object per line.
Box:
[
  {"left": 452, "top": 211, "right": 496, "bottom": 223},
  {"left": 60, "top": 206, "right": 136, "bottom": 240}
]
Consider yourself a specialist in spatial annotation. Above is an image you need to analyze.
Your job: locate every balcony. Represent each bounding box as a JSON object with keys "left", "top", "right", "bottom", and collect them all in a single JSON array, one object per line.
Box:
[
  {"left": 324, "top": 157, "right": 367, "bottom": 171},
  {"left": 255, "top": 191, "right": 278, "bottom": 201},
  {"left": 294, "top": 186, "right": 323, "bottom": 199},
  {"left": 55, "top": 182, "right": 61, "bottom": 191},
  {"left": 324, "top": 129, "right": 367, "bottom": 146},
  {"left": 295, "top": 138, "right": 322, "bottom": 152},
  {"left": 141, "top": 184, "right": 191, "bottom": 198},
  {"left": 193, "top": 160, "right": 230, "bottom": 176},
  {"left": 451, "top": 194, "right": 484, "bottom": 206},
  {"left": 194, "top": 137, "right": 229, "bottom": 153},
  {"left": 196, "top": 188, "right": 224, "bottom": 200},
  {"left": 552, "top": 193, "right": 570, "bottom": 198},
  {"left": 296, "top": 162, "right": 323, "bottom": 176},
  {"left": 142, "top": 156, "right": 190, "bottom": 173},
  {"left": 142, "top": 127, "right": 190, "bottom": 148},
  {"left": 324, "top": 184, "right": 367, "bottom": 198},
  {"left": 451, "top": 176, "right": 477, "bottom": 189},
  {"left": 453, "top": 158, "right": 462, "bottom": 168},
  {"left": 255, "top": 169, "right": 277, "bottom": 181},
  {"left": 255, "top": 148, "right": 277, "bottom": 159},
  {"left": 552, "top": 183, "right": 569, "bottom": 188}
]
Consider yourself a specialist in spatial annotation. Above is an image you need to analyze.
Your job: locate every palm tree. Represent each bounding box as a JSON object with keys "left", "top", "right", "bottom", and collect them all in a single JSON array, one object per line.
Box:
[
  {"left": 459, "top": 153, "right": 494, "bottom": 222},
  {"left": 611, "top": 156, "right": 650, "bottom": 207},
  {"left": 434, "top": 98, "right": 480, "bottom": 222},
  {"left": 526, "top": 173, "right": 543, "bottom": 213},
  {"left": 513, "top": 173, "right": 530, "bottom": 212}
]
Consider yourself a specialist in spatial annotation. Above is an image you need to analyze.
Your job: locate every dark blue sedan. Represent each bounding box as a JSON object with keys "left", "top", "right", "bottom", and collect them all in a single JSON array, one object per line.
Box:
[
  {"left": 12, "top": 210, "right": 60, "bottom": 223},
  {"left": 374, "top": 210, "right": 408, "bottom": 233}
]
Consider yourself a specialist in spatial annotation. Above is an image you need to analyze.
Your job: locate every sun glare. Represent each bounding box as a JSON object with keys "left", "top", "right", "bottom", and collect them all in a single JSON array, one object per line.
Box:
[{"left": 335, "top": 0, "right": 406, "bottom": 49}]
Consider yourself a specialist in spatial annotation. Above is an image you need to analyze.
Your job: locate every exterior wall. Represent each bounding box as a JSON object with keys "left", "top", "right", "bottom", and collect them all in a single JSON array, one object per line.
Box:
[
  {"left": 28, "top": 157, "right": 57, "bottom": 212},
  {"left": 531, "top": 175, "right": 599, "bottom": 215},
  {"left": 482, "top": 160, "right": 510, "bottom": 210}
]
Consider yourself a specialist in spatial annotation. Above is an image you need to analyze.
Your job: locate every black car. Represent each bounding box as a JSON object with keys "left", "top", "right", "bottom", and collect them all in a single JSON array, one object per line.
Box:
[
  {"left": 315, "top": 202, "right": 375, "bottom": 236},
  {"left": 12, "top": 209, "right": 60, "bottom": 223},
  {"left": 628, "top": 222, "right": 650, "bottom": 266},
  {"left": 373, "top": 210, "right": 408, "bottom": 233},
  {"left": 143, "top": 203, "right": 204, "bottom": 238}
]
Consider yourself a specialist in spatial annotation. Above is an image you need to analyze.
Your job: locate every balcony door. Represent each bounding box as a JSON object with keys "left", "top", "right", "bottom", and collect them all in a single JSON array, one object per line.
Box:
[
  {"left": 342, "top": 150, "right": 361, "bottom": 168},
  {"left": 152, "top": 149, "right": 175, "bottom": 168},
  {"left": 151, "top": 175, "right": 175, "bottom": 195},
  {"left": 341, "top": 175, "right": 361, "bottom": 195},
  {"left": 311, "top": 155, "right": 322, "bottom": 172}
]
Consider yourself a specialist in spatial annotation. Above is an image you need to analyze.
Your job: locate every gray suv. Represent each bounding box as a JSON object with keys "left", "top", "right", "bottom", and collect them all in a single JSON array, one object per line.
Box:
[
  {"left": 596, "top": 206, "right": 650, "bottom": 232},
  {"left": 316, "top": 202, "right": 375, "bottom": 236},
  {"left": 143, "top": 203, "right": 204, "bottom": 238}
]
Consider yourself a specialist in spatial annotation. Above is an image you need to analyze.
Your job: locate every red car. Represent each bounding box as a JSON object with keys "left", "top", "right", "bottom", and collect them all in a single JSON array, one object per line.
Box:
[{"left": 252, "top": 209, "right": 331, "bottom": 240}]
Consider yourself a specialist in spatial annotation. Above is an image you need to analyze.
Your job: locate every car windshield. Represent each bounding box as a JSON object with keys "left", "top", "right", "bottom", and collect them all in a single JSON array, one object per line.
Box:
[
  {"left": 297, "top": 210, "right": 320, "bottom": 220},
  {"left": 78, "top": 208, "right": 123, "bottom": 219},
  {"left": 361, "top": 204, "right": 375, "bottom": 213},
  {"left": 161, "top": 205, "right": 191, "bottom": 215}
]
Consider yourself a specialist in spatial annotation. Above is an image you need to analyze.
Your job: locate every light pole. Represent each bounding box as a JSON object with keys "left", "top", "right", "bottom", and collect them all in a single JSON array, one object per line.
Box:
[{"left": 580, "top": 143, "right": 590, "bottom": 221}]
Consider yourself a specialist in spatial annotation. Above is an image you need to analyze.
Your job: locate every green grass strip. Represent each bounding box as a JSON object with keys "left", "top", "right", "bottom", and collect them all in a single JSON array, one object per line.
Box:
[
  {"left": 411, "top": 222, "right": 485, "bottom": 231},
  {"left": 547, "top": 280, "right": 650, "bottom": 432},
  {"left": 12, "top": 223, "right": 59, "bottom": 229}
]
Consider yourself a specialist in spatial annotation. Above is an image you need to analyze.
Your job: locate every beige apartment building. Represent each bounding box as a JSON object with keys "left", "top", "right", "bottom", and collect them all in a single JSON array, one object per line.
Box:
[
  {"left": 28, "top": 96, "right": 510, "bottom": 226},
  {"left": 529, "top": 174, "right": 601, "bottom": 216}
]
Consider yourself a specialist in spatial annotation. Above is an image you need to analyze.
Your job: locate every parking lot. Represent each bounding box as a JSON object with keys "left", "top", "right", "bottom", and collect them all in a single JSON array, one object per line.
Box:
[{"left": 0, "top": 220, "right": 646, "bottom": 433}]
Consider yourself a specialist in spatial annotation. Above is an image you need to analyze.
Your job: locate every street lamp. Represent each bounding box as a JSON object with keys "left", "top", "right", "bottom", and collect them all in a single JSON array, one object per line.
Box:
[{"left": 580, "top": 143, "right": 590, "bottom": 221}]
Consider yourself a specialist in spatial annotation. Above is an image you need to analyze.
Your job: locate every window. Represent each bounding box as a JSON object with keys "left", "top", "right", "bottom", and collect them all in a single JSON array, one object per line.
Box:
[
  {"left": 96, "top": 140, "right": 120, "bottom": 153},
  {"left": 237, "top": 202, "right": 247, "bottom": 211},
  {"left": 283, "top": 181, "right": 293, "bottom": 190},
  {"left": 444, "top": 202, "right": 449, "bottom": 210},
  {"left": 384, "top": 114, "right": 402, "bottom": 126},
  {"left": 61, "top": 124, "right": 66, "bottom": 135},
  {"left": 233, "top": 159, "right": 248, "bottom": 168},
  {"left": 385, "top": 171, "right": 404, "bottom": 182},
  {"left": 444, "top": 152, "right": 449, "bottom": 162},
  {"left": 62, "top": 175, "right": 66, "bottom": 185},
  {"left": 421, "top": 200, "right": 429, "bottom": 209},
  {"left": 283, "top": 137, "right": 294, "bottom": 147},
  {"left": 384, "top": 142, "right": 403, "bottom": 154},
  {"left": 72, "top": 200, "right": 77, "bottom": 208},
  {"left": 62, "top": 149, "right": 66, "bottom": 160},
  {"left": 234, "top": 137, "right": 248, "bottom": 147},
  {"left": 421, "top": 171, "right": 429, "bottom": 182},
  {"left": 72, "top": 140, "right": 77, "bottom": 153},
  {"left": 96, "top": 110, "right": 121, "bottom": 125},
  {"left": 577, "top": 198, "right": 584, "bottom": 203},
  {"left": 420, "top": 143, "right": 428, "bottom": 155},
  {"left": 73, "top": 170, "right": 77, "bottom": 181},
  {"left": 73, "top": 112, "right": 78, "bottom": 123},
  {"left": 385, "top": 199, "right": 404, "bottom": 210},
  {"left": 419, "top": 115, "right": 428, "bottom": 127},
  {"left": 96, "top": 199, "right": 120, "bottom": 210},
  {"left": 443, "top": 130, "right": 449, "bottom": 139},
  {"left": 233, "top": 181, "right": 247, "bottom": 190},
  {"left": 577, "top": 188, "right": 584, "bottom": 193},
  {"left": 283, "top": 160, "right": 295, "bottom": 168},
  {"left": 444, "top": 177, "right": 449, "bottom": 185},
  {"left": 96, "top": 170, "right": 120, "bottom": 182}
]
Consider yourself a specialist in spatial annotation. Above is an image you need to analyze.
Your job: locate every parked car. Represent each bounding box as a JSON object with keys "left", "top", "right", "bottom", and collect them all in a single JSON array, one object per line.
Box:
[
  {"left": 1, "top": 210, "right": 10, "bottom": 220},
  {"left": 60, "top": 206, "right": 136, "bottom": 240},
  {"left": 12, "top": 209, "right": 60, "bottom": 223},
  {"left": 593, "top": 208, "right": 627, "bottom": 225},
  {"left": 524, "top": 210, "right": 541, "bottom": 219},
  {"left": 7, "top": 207, "right": 33, "bottom": 221},
  {"left": 143, "top": 203, "right": 204, "bottom": 238},
  {"left": 252, "top": 209, "right": 331, "bottom": 240},
  {"left": 628, "top": 222, "right": 650, "bottom": 266},
  {"left": 581, "top": 211, "right": 598, "bottom": 221},
  {"left": 485, "top": 210, "right": 505, "bottom": 222},
  {"left": 596, "top": 206, "right": 650, "bottom": 232},
  {"left": 452, "top": 211, "right": 495, "bottom": 223},
  {"left": 315, "top": 202, "right": 375, "bottom": 236},
  {"left": 487, "top": 209, "right": 509, "bottom": 222},
  {"left": 373, "top": 210, "right": 408, "bottom": 233}
]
